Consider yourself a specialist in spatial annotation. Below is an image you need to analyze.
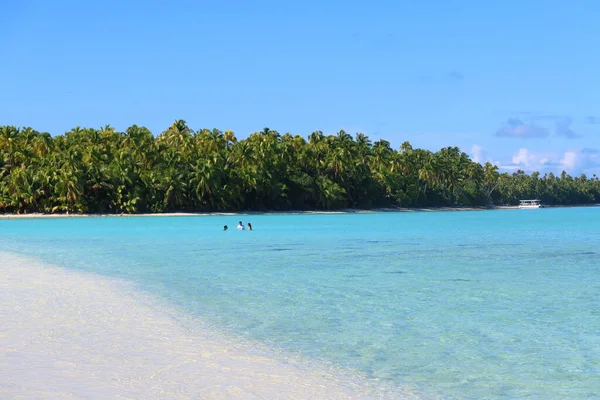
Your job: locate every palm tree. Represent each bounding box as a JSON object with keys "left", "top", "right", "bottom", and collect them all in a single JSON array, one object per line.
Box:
[
  {"left": 0, "top": 125, "right": 21, "bottom": 170},
  {"left": 481, "top": 162, "right": 500, "bottom": 205},
  {"left": 308, "top": 130, "right": 324, "bottom": 145},
  {"left": 53, "top": 168, "right": 83, "bottom": 214},
  {"left": 190, "top": 160, "right": 225, "bottom": 210},
  {"left": 161, "top": 167, "right": 188, "bottom": 211},
  {"left": 355, "top": 133, "right": 372, "bottom": 163},
  {"left": 1, "top": 122, "right": 599, "bottom": 214},
  {"left": 223, "top": 130, "right": 237, "bottom": 151}
]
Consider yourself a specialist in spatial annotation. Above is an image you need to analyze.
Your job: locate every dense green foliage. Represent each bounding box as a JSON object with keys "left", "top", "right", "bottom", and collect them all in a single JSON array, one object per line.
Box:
[{"left": 1, "top": 121, "right": 599, "bottom": 214}]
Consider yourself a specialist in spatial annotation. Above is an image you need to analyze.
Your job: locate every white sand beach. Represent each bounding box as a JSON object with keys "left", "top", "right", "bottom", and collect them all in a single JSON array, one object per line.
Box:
[
  {"left": 0, "top": 252, "right": 418, "bottom": 400},
  {"left": 0, "top": 206, "right": 527, "bottom": 220},
  {"left": 2, "top": 203, "right": 595, "bottom": 220}
]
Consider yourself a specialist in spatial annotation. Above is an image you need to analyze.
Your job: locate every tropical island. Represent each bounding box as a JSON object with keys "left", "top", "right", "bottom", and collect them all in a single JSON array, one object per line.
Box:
[{"left": 1, "top": 121, "right": 599, "bottom": 215}]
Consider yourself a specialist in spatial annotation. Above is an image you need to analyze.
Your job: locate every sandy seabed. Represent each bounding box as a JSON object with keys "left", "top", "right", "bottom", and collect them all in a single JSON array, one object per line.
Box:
[{"left": 0, "top": 252, "right": 422, "bottom": 400}]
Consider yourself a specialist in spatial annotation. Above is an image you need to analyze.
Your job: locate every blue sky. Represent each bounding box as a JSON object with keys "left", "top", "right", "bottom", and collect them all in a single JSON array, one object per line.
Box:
[{"left": 2, "top": 0, "right": 599, "bottom": 175}]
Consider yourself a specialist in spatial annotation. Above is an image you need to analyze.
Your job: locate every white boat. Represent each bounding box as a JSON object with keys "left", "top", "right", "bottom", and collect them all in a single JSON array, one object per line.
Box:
[{"left": 519, "top": 199, "right": 542, "bottom": 209}]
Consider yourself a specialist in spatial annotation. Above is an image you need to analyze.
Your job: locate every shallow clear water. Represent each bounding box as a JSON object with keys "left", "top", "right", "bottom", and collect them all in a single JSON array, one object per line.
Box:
[{"left": 1, "top": 208, "right": 599, "bottom": 399}]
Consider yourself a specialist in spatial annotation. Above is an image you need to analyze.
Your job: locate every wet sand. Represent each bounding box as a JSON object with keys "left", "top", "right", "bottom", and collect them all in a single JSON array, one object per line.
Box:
[{"left": 0, "top": 252, "right": 419, "bottom": 400}]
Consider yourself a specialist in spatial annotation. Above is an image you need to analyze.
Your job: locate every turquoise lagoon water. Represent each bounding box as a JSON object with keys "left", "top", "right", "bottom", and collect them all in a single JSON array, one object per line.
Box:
[{"left": 1, "top": 208, "right": 599, "bottom": 399}]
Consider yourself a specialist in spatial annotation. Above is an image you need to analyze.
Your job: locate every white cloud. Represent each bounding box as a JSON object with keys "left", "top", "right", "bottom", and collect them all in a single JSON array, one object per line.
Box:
[
  {"left": 499, "top": 147, "right": 600, "bottom": 175},
  {"left": 560, "top": 151, "right": 578, "bottom": 170},
  {"left": 511, "top": 148, "right": 533, "bottom": 166},
  {"left": 466, "top": 143, "right": 598, "bottom": 176},
  {"left": 470, "top": 144, "right": 484, "bottom": 163},
  {"left": 470, "top": 144, "right": 502, "bottom": 166},
  {"left": 499, "top": 148, "right": 555, "bottom": 172},
  {"left": 558, "top": 149, "right": 600, "bottom": 174}
]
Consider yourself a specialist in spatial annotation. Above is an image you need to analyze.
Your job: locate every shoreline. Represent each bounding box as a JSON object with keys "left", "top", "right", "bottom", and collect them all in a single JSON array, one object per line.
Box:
[
  {"left": 0, "top": 251, "right": 417, "bottom": 400},
  {"left": 0, "top": 203, "right": 599, "bottom": 219}
]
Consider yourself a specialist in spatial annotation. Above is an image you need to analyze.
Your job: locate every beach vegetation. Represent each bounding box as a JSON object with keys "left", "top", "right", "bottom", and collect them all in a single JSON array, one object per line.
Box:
[{"left": 1, "top": 122, "right": 599, "bottom": 214}]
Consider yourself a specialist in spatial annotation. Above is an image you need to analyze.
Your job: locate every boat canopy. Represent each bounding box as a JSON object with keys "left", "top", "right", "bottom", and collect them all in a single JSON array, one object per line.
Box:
[{"left": 519, "top": 199, "right": 541, "bottom": 204}]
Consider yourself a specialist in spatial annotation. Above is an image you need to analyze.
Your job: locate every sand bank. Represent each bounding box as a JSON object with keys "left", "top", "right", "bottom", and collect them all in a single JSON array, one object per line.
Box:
[
  {"left": 0, "top": 206, "right": 526, "bottom": 219},
  {"left": 3, "top": 203, "right": 598, "bottom": 219},
  {"left": 0, "top": 252, "right": 419, "bottom": 400}
]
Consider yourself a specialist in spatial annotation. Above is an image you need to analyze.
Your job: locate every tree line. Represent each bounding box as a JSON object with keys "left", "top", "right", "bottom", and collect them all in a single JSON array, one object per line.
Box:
[{"left": 1, "top": 121, "right": 599, "bottom": 214}]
